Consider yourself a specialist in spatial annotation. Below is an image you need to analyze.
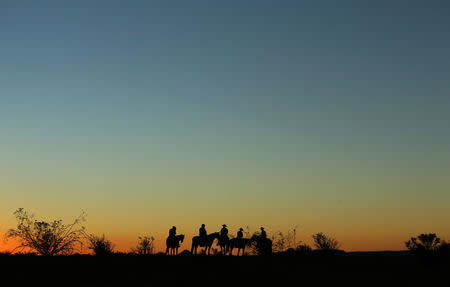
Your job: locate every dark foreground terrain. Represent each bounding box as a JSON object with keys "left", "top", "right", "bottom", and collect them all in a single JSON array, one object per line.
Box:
[{"left": 0, "top": 254, "right": 448, "bottom": 287}]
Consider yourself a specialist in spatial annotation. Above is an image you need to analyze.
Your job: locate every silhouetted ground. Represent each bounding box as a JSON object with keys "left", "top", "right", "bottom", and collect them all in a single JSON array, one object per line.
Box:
[{"left": 0, "top": 254, "right": 448, "bottom": 286}]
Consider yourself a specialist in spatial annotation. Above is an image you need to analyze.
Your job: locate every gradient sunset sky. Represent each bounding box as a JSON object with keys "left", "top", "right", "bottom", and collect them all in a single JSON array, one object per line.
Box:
[{"left": 1, "top": 0, "right": 449, "bottom": 252}]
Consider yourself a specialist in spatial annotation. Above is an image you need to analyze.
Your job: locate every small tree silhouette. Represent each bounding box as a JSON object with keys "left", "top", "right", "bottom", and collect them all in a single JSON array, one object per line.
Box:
[
  {"left": 6, "top": 208, "right": 86, "bottom": 256},
  {"left": 131, "top": 236, "right": 155, "bottom": 255},
  {"left": 312, "top": 232, "right": 340, "bottom": 251},
  {"left": 87, "top": 234, "right": 114, "bottom": 256},
  {"left": 272, "top": 231, "right": 295, "bottom": 253},
  {"left": 405, "top": 233, "right": 440, "bottom": 254}
]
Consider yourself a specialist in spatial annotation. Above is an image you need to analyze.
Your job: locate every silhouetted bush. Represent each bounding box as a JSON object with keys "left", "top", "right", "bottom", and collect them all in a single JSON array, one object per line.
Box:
[
  {"left": 405, "top": 233, "right": 440, "bottom": 256},
  {"left": 272, "top": 231, "right": 295, "bottom": 253},
  {"left": 131, "top": 236, "right": 155, "bottom": 255},
  {"left": 6, "top": 208, "right": 86, "bottom": 256},
  {"left": 87, "top": 234, "right": 115, "bottom": 256},
  {"left": 406, "top": 234, "right": 450, "bottom": 262},
  {"left": 312, "top": 232, "right": 340, "bottom": 252},
  {"left": 296, "top": 243, "right": 313, "bottom": 255}
]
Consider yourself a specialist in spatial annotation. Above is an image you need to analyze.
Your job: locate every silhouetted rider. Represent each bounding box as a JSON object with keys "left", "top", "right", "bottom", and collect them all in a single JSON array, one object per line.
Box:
[
  {"left": 237, "top": 228, "right": 244, "bottom": 239},
  {"left": 168, "top": 226, "right": 177, "bottom": 246},
  {"left": 199, "top": 224, "right": 207, "bottom": 239},
  {"left": 260, "top": 227, "right": 267, "bottom": 239},
  {"left": 169, "top": 226, "right": 176, "bottom": 238},
  {"left": 220, "top": 224, "right": 228, "bottom": 238}
]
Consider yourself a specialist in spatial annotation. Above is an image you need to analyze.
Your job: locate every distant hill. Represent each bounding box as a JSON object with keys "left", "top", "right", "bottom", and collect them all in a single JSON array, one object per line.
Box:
[{"left": 347, "top": 251, "right": 411, "bottom": 257}]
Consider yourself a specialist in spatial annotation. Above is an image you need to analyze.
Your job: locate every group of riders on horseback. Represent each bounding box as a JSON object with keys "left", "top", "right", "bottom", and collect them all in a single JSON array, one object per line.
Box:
[{"left": 165, "top": 224, "right": 272, "bottom": 256}]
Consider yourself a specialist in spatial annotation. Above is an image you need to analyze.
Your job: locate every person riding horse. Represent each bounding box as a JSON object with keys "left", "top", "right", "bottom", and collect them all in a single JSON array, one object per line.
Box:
[
  {"left": 237, "top": 228, "right": 243, "bottom": 239},
  {"left": 169, "top": 226, "right": 176, "bottom": 237},
  {"left": 168, "top": 226, "right": 177, "bottom": 246},
  {"left": 218, "top": 224, "right": 229, "bottom": 254},
  {"left": 260, "top": 227, "right": 267, "bottom": 239},
  {"left": 229, "top": 228, "right": 251, "bottom": 256},
  {"left": 166, "top": 226, "right": 185, "bottom": 255},
  {"left": 199, "top": 224, "right": 207, "bottom": 243},
  {"left": 220, "top": 224, "right": 228, "bottom": 239},
  {"left": 249, "top": 227, "right": 271, "bottom": 255}
]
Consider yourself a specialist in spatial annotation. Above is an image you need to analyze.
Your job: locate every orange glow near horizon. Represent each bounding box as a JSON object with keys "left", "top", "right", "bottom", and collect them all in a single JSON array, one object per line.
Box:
[{"left": 2, "top": 223, "right": 449, "bottom": 254}]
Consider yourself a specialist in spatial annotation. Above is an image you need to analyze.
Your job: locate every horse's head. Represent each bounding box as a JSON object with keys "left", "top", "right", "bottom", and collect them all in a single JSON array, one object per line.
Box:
[
  {"left": 250, "top": 234, "right": 259, "bottom": 241},
  {"left": 179, "top": 234, "right": 185, "bottom": 243}
]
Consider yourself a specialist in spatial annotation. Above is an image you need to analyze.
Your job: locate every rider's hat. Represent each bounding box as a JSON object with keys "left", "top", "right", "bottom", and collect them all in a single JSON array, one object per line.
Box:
[
  {"left": 172, "top": 226, "right": 176, "bottom": 229},
  {"left": 222, "top": 224, "right": 227, "bottom": 227},
  {"left": 261, "top": 227, "right": 264, "bottom": 230},
  {"left": 239, "top": 228, "right": 243, "bottom": 231},
  {"left": 201, "top": 224, "right": 205, "bottom": 227}
]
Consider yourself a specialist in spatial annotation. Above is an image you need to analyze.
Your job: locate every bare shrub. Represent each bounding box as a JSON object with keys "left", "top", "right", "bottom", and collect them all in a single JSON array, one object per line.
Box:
[
  {"left": 131, "top": 236, "right": 155, "bottom": 255},
  {"left": 312, "top": 232, "right": 340, "bottom": 251},
  {"left": 6, "top": 208, "right": 86, "bottom": 256},
  {"left": 87, "top": 234, "right": 114, "bottom": 256},
  {"left": 272, "top": 230, "right": 296, "bottom": 253},
  {"left": 405, "top": 233, "right": 440, "bottom": 254}
]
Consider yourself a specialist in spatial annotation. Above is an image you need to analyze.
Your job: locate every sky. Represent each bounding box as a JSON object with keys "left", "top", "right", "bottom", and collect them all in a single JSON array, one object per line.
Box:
[{"left": 1, "top": 0, "right": 449, "bottom": 252}]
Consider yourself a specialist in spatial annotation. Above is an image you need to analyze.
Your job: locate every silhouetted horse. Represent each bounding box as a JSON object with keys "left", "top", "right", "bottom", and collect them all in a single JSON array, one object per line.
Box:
[
  {"left": 227, "top": 237, "right": 253, "bottom": 256},
  {"left": 217, "top": 235, "right": 230, "bottom": 255},
  {"left": 191, "top": 232, "right": 220, "bottom": 255},
  {"left": 166, "top": 234, "right": 184, "bottom": 255},
  {"left": 251, "top": 235, "right": 272, "bottom": 255}
]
